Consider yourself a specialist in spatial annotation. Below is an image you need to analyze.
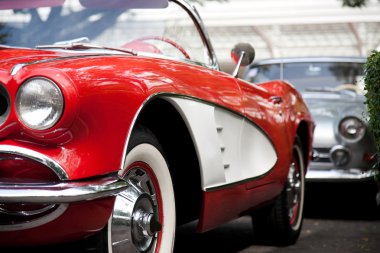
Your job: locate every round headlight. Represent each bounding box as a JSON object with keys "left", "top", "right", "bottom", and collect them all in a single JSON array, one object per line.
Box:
[
  {"left": 329, "top": 145, "right": 350, "bottom": 167},
  {"left": 338, "top": 116, "right": 366, "bottom": 142},
  {"left": 16, "top": 78, "right": 64, "bottom": 130}
]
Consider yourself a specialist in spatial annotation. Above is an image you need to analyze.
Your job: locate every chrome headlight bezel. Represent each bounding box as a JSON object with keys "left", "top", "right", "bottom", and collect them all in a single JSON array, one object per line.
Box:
[
  {"left": 338, "top": 116, "right": 366, "bottom": 143},
  {"left": 15, "top": 77, "right": 64, "bottom": 131}
]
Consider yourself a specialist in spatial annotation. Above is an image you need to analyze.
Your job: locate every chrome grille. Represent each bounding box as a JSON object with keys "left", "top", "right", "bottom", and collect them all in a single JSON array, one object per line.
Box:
[{"left": 313, "top": 148, "right": 331, "bottom": 163}]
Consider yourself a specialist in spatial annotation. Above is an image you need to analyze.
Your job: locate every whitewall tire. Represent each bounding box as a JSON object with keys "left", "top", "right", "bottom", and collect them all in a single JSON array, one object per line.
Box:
[{"left": 104, "top": 126, "right": 176, "bottom": 253}]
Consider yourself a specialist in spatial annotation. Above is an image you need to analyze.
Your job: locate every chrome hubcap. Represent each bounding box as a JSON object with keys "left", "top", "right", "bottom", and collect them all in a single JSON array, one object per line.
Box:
[
  {"left": 286, "top": 160, "right": 302, "bottom": 228},
  {"left": 110, "top": 167, "right": 161, "bottom": 253}
]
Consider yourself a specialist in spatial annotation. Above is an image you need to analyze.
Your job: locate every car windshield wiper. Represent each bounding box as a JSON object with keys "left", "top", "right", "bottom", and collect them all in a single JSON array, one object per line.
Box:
[{"left": 36, "top": 43, "right": 137, "bottom": 56}]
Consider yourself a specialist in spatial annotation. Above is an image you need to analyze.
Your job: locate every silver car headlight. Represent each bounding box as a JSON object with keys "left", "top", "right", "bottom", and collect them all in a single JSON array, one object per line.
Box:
[
  {"left": 338, "top": 116, "right": 366, "bottom": 142},
  {"left": 16, "top": 78, "right": 64, "bottom": 130}
]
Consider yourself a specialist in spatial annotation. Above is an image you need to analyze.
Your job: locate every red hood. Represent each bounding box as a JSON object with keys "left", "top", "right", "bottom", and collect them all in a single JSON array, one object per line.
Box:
[{"left": 0, "top": 47, "right": 78, "bottom": 73}]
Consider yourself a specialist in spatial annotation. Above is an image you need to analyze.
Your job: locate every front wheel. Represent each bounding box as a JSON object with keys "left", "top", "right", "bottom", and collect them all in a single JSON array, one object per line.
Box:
[
  {"left": 89, "top": 126, "right": 176, "bottom": 253},
  {"left": 251, "top": 139, "right": 305, "bottom": 246}
]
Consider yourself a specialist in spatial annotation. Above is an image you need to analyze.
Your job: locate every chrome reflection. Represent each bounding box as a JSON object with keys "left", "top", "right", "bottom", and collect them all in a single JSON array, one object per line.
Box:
[
  {"left": 111, "top": 168, "right": 160, "bottom": 253},
  {"left": 286, "top": 145, "right": 304, "bottom": 231},
  {"left": 0, "top": 174, "right": 129, "bottom": 203},
  {"left": 287, "top": 162, "right": 301, "bottom": 226},
  {"left": 0, "top": 204, "right": 68, "bottom": 232},
  {"left": 329, "top": 145, "right": 351, "bottom": 167},
  {"left": 0, "top": 203, "right": 56, "bottom": 216},
  {"left": 0, "top": 145, "right": 68, "bottom": 180}
]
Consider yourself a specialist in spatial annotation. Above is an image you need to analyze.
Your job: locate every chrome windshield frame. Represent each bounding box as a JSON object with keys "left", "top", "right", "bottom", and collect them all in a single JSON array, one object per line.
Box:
[{"left": 173, "top": 0, "right": 220, "bottom": 71}]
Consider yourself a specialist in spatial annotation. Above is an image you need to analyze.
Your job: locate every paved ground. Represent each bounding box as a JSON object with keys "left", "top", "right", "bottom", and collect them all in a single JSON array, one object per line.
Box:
[
  {"left": 174, "top": 181, "right": 380, "bottom": 253},
  {"left": 3, "top": 181, "right": 380, "bottom": 253},
  {"left": 175, "top": 216, "right": 380, "bottom": 253},
  {"left": 175, "top": 184, "right": 380, "bottom": 253}
]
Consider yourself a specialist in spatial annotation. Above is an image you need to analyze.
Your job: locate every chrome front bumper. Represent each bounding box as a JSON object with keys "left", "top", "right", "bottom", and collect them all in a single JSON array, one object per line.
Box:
[
  {"left": 306, "top": 162, "right": 379, "bottom": 182},
  {"left": 0, "top": 174, "right": 129, "bottom": 204},
  {"left": 0, "top": 145, "right": 129, "bottom": 204},
  {"left": 307, "top": 144, "right": 378, "bottom": 182}
]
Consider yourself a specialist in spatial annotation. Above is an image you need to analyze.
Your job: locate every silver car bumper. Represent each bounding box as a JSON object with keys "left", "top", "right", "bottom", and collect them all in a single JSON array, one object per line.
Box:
[
  {"left": 0, "top": 174, "right": 129, "bottom": 204},
  {"left": 0, "top": 145, "right": 129, "bottom": 204},
  {"left": 306, "top": 162, "right": 379, "bottom": 182}
]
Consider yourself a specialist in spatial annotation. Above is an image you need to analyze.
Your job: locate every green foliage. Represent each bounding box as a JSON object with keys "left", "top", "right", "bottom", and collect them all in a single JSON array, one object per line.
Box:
[
  {"left": 342, "top": 0, "right": 367, "bottom": 7},
  {"left": 341, "top": 0, "right": 380, "bottom": 7},
  {"left": 364, "top": 51, "right": 380, "bottom": 171}
]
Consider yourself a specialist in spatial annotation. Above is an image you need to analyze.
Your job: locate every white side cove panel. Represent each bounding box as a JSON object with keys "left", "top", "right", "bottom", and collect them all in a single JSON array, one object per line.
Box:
[{"left": 164, "top": 96, "right": 277, "bottom": 190}]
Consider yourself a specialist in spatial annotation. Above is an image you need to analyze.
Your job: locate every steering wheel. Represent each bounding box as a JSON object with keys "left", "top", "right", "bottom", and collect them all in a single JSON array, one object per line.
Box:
[
  {"left": 130, "top": 36, "right": 191, "bottom": 59},
  {"left": 335, "top": 84, "right": 363, "bottom": 94}
]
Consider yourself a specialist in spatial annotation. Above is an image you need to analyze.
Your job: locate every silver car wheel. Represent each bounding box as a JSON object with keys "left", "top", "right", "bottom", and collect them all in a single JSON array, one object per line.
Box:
[
  {"left": 108, "top": 127, "right": 176, "bottom": 253},
  {"left": 110, "top": 166, "right": 162, "bottom": 253},
  {"left": 286, "top": 144, "right": 305, "bottom": 231}
]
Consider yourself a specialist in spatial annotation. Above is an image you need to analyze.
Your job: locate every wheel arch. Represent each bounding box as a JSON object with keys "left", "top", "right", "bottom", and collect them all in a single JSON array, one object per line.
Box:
[
  {"left": 295, "top": 120, "right": 311, "bottom": 170},
  {"left": 132, "top": 97, "right": 203, "bottom": 225}
]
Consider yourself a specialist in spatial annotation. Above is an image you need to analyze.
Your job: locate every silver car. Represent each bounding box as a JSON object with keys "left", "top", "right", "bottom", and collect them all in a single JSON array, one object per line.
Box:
[{"left": 243, "top": 57, "right": 379, "bottom": 207}]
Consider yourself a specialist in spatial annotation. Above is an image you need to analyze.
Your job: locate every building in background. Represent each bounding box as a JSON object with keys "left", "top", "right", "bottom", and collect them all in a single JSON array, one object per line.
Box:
[{"left": 194, "top": 0, "right": 380, "bottom": 69}]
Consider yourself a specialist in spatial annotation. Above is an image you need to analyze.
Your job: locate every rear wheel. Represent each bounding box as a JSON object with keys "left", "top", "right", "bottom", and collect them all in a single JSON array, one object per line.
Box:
[
  {"left": 251, "top": 139, "right": 305, "bottom": 245},
  {"left": 88, "top": 126, "right": 176, "bottom": 253}
]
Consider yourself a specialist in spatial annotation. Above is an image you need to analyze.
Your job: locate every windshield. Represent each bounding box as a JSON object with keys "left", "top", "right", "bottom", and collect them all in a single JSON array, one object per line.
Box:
[
  {"left": 246, "top": 61, "right": 364, "bottom": 92},
  {"left": 0, "top": 0, "right": 211, "bottom": 65}
]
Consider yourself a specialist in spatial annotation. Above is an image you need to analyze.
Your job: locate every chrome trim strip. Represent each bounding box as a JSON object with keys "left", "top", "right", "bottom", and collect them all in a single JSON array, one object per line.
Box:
[
  {"left": 0, "top": 174, "right": 128, "bottom": 203},
  {"left": 0, "top": 204, "right": 69, "bottom": 232},
  {"left": 10, "top": 54, "right": 113, "bottom": 76},
  {"left": 306, "top": 168, "right": 378, "bottom": 181},
  {"left": 0, "top": 203, "right": 56, "bottom": 216},
  {"left": 0, "top": 145, "right": 68, "bottom": 180},
  {"left": 11, "top": 64, "right": 26, "bottom": 76}
]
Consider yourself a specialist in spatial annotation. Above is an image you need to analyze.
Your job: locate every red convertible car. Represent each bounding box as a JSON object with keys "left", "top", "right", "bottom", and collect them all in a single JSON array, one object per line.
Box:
[{"left": 0, "top": 0, "right": 314, "bottom": 252}]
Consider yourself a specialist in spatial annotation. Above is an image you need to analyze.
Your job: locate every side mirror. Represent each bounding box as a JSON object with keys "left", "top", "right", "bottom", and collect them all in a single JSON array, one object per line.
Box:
[{"left": 231, "top": 43, "right": 255, "bottom": 78}]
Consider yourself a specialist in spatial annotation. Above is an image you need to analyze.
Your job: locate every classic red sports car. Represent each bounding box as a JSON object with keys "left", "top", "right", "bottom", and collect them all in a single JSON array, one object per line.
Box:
[{"left": 0, "top": 0, "right": 314, "bottom": 252}]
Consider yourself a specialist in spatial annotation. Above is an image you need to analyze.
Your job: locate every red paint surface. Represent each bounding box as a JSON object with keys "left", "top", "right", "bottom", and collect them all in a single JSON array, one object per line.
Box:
[
  {"left": 0, "top": 48, "right": 314, "bottom": 244},
  {"left": 0, "top": 197, "right": 114, "bottom": 246}
]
